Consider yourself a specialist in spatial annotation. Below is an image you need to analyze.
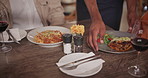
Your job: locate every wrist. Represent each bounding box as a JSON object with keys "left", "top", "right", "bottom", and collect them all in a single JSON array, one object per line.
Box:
[
  {"left": 128, "top": 9, "right": 136, "bottom": 14},
  {"left": 90, "top": 20, "right": 105, "bottom": 28},
  {"left": 91, "top": 15, "right": 103, "bottom": 23}
]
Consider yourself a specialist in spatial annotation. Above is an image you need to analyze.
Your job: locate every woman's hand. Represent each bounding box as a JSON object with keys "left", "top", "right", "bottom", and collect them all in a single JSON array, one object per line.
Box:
[{"left": 87, "top": 21, "right": 106, "bottom": 52}]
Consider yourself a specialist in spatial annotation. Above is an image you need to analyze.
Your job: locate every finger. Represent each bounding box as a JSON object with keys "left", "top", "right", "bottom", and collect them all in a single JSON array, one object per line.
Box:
[
  {"left": 87, "top": 31, "right": 92, "bottom": 48},
  {"left": 99, "top": 30, "right": 105, "bottom": 38},
  {"left": 128, "top": 27, "right": 133, "bottom": 33},
  {"left": 88, "top": 32, "right": 95, "bottom": 51},
  {"left": 131, "top": 20, "right": 135, "bottom": 27},
  {"left": 129, "top": 18, "right": 136, "bottom": 27},
  {"left": 86, "top": 36, "right": 91, "bottom": 48},
  {"left": 92, "top": 31, "right": 99, "bottom": 51}
]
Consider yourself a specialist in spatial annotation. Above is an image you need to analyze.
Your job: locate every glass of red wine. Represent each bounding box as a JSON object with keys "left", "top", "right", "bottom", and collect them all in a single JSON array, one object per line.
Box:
[
  {"left": 0, "top": 5, "right": 12, "bottom": 53},
  {"left": 128, "top": 37, "right": 148, "bottom": 77}
]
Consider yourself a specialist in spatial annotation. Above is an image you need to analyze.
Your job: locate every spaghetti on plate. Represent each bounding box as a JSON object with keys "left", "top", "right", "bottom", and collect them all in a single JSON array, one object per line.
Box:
[{"left": 34, "top": 30, "right": 62, "bottom": 44}]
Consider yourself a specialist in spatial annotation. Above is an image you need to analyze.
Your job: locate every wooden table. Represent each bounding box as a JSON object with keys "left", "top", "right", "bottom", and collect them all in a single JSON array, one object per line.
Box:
[{"left": 0, "top": 20, "right": 148, "bottom": 78}]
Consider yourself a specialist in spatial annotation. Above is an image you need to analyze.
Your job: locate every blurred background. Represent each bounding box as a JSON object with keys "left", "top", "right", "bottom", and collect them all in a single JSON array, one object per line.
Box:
[
  {"left": 61, "top": 0, "right": 77, "bottom": 25},
  {"left": 61, "top": 0, "right": 148, "bottom": 32}
]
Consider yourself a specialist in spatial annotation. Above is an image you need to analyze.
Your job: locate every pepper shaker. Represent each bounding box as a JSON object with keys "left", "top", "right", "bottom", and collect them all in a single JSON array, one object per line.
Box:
[{"left": 73, "top": 35, "right": 83, "bottom": 52}]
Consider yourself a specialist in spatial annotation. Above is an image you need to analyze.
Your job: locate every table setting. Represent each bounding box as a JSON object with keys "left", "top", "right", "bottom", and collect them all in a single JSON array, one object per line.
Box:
[
  {"left": 0, "top": 0, "right": 148, "bottom": 77},
  {"left": 0, "top": 20, "right": 148, "bottom": 78}
]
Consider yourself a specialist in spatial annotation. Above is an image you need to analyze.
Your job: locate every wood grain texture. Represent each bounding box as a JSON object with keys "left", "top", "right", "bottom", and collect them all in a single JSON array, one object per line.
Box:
[{"left": 0, "top": 20, "right": 148, "bottom": 78}]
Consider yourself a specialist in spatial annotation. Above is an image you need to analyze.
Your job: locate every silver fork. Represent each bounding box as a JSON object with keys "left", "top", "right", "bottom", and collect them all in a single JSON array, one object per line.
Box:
[{"left": 60, "top": 55, "right": 101, "bottom": 70}]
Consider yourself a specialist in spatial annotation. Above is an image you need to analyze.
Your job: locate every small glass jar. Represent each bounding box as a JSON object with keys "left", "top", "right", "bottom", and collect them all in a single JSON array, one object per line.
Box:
[{"left": 73, "top": 35, "right": 83, "bottom": 52}]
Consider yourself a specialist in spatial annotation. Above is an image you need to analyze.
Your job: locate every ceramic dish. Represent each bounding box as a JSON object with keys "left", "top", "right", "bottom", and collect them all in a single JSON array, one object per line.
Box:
[
  {"left": 27, "top": 26, "right": 70, "bottom": 48},
  {"left": 58, "top": 53, "right": 103, "bottom": 77}
]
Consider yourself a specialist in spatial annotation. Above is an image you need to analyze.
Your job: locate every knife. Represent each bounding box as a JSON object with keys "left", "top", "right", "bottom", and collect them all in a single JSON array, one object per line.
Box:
[
  {"left": 6, "top": 30, "right": 20, "bottom": 44},
  {"left": 59, "top": 54, "right": 101, "bottom": 68}
]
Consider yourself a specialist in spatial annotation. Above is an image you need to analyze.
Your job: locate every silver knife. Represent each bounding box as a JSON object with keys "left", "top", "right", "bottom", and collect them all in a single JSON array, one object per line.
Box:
[
  {"left": 59, "top": 54, "right": 101, "bottom": 68},
  {"left": 6, "top": 30, "right": 20, "bottom": 44}
]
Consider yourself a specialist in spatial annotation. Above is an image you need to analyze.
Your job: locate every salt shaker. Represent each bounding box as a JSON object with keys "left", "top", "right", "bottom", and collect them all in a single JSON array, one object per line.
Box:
[
  {"left": 62, "top": 34, "right": 72, "bottom": 54},
  {"left": 73, "top": 35, "right": 83, "bottom": 52}
]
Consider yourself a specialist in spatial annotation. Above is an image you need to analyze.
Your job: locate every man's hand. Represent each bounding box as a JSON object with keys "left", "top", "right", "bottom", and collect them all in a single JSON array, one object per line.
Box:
[
  {"left": 84, "top": 0, "right": 106, "bottom": 51},
  {"left": 126, "top": 0, "right": 137, "bottom": 33},
  {"left": 127, "top": 10, "right": 137, "bottom": 33},
  {"left": 87, "top": 21, "right": 106, "bottom": 51}
]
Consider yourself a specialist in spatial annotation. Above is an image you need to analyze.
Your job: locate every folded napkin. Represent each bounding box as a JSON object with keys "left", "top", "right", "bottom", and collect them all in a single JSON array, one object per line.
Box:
[
  {"left": 56, "top": 52, "right": 105, "bottom": 75},
  {"left": 9, "top": 28, "right": 21, "bottom": 41},
  {"left": 1, "top": 28, "right": 21, "bottom": 41}
]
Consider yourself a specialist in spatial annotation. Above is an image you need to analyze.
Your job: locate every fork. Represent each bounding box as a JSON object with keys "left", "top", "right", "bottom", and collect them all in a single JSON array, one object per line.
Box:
[
  {"left": 6, "top": 30, "right": 20, "bottom": 44},
  {"left": 60, "top": 55, "right": 101, "bottom": 70}
]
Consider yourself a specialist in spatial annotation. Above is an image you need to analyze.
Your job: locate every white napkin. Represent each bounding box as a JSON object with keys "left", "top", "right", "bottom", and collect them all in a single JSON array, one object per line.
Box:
[
  {"left": 56, "top": 52, "right": 105, "bottom": 75},
  {"left": 0, "top": 28, "right": 21, "bottom": 41},
  {"left": 56, "top": 52, "right": 95, "bottom": 66},
  {"left": 9, "top": 28, "right": 21, "bottom": 41}
]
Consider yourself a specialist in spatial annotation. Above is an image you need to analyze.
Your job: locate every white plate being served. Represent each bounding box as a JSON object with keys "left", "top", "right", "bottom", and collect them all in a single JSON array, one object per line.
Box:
[
  {"left": 27, "top": 26, "right": 71, "bottom": 48},
  {"left": 58, "top": 53, "right": 103, "bottom": 77},
  {"left": 0, "top": 29, "right": 27, "bottom": 43}
]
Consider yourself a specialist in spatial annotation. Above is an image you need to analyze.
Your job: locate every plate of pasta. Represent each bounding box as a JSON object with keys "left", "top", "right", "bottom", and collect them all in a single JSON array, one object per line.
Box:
[{"left": 27, "top": 26, "right": 71, "bottom": 47}]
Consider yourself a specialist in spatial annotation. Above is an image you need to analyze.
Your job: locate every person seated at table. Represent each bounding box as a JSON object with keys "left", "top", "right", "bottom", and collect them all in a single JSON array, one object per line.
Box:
[
  {"left": 76, "top": 0, "right": 137, "bottom": 51},
  {"left": 0, "top": 0, "right": 65, "bottom": 30}
]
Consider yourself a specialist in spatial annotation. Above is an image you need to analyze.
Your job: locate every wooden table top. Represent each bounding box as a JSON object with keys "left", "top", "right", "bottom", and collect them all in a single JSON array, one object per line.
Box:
[{"left": 0, "top": 20, "right": 148, "bottom": 78}]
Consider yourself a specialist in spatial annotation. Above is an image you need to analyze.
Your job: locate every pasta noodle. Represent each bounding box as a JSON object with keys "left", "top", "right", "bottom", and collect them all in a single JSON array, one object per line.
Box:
[
  {"left": 70, "top": 24, "right": 85, "bottom": 35},
  {"left": 34, "top": 30, "right": 62, "bottom": 44}
]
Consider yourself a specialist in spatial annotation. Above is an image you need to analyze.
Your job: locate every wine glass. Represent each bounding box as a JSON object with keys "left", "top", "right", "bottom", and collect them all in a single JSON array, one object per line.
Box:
[
  {"left": 128, "top": 37, "right": 148, "bottom": 77},
  {"left": 0, "top": 4, "right": 12, "bottom": 53}
]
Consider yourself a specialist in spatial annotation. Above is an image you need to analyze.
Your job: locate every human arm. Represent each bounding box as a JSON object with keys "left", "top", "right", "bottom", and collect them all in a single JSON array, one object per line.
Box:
[
  {"left": 126, "top": 0, "right": 138, "bottom": 32},
  {"left": 47, "top": 0, "right": 65, "bottom": 26},
  {"left": 84, "top": 0, "right": 106, "bottom": 51}
]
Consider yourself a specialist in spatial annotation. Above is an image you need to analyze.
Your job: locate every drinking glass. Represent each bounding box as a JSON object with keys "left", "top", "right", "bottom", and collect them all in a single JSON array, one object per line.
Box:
[
  {"left": 128, "top": 37, "right": 148, "bottom": 77},
  {"left": 0, "top": 4, "right": 12, "bottom": 53}
]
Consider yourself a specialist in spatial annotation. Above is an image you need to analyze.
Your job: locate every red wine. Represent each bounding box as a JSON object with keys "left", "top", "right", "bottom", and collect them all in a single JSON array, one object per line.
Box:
[
  {"left": 131, "top": 38, "right": 148, "bottom": 51},
  {"left": 0, "top": 21, "right": 8, "bottom": 32}
]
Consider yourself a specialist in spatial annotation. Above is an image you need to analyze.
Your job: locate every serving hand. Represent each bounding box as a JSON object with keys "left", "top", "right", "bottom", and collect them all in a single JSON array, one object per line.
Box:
[{"left": 87, "top": 21, "right": 106, "bottom": 52}]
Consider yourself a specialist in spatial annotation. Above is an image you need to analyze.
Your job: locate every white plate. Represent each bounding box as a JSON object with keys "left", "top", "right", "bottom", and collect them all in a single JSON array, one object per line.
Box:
[
  {"left": 27, "top": 26, "right": 71, "bottom": 48},
  {"left": 58, "top": 53, "right": 103, "bottom": 77},
  {"left": 98, "top": 30, "right": 136, "bottom": 54},
  {"left": 0, "top": 29, "right": 27, "bottom": 43}
]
